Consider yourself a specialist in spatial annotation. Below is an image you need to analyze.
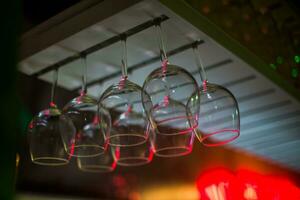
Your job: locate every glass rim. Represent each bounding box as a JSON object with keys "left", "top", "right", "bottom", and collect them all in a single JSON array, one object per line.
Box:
[
  {"left": 116, "top": 156, "right": 152, "bottom": 167},
  {"left": 31, "top": 156, "right": 69, "bottom": 166},
  {"left": 153, "top": 146, "right": 192, "bottom": 158}
]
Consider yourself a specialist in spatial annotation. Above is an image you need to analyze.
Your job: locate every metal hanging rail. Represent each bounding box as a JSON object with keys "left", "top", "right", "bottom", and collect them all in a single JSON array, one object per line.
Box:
[{"left": 32, "top": 14, "right": 169, "bottom": 78}]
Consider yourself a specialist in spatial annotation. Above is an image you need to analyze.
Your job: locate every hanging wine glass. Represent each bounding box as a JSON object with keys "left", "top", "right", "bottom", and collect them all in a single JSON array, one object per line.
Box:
[
  {"left": 61, "top": 55, "right": 111, "bottom": 157},
  {"left": 77, "top": 145, "right": 117, "bottom": 173},
  {"left": 111, "top": 124, "right": 154, "bottom": 166},
  {"left": 100, "top": 35, "right": 151, "bottom": 150},
  {"left": 190, "top": 43, "right": 240, "bottom": 147},
  {"left": 27, "top": 68, "right": 75, "bottom": 166},
  {"left": 142, "top": 21, "right": 200, "bottom": 157}
]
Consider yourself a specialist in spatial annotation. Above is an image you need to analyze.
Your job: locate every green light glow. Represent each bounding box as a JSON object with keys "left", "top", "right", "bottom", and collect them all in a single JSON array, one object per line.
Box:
[
  {"left": 276, "top": 56, "right": 284, "bottom": 65},
  {"left": 270, "top": 63, "right": 277, "bottom": 70},
  {"left": 294, "top": 55, "right": 300, "bottom": 64},
  {"left": 291, "top": 68, "right": 299, "bottom": 78}
]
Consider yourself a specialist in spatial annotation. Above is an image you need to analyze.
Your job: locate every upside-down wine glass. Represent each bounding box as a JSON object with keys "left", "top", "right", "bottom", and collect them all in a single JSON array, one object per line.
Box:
[
  {"left": 77, "top": 145, "right": 117, "bottom": 173},
  {"left": 100, "top": 35, "right": 153, "bottom": 166},
  {"left": 111, "top": 137, "right": 154, "bottom": 167},
  {"left": 190, "top": 43, "right": 240, "bottom": 146},
  {"left": 27, "top": 68, "right": 75, "bottom": 166},
  {"left": 61, "top": 55, "right": 111, "bottom": 157},
  {"left": 142, "top": 20, "right": 200, "bottom": 157}
]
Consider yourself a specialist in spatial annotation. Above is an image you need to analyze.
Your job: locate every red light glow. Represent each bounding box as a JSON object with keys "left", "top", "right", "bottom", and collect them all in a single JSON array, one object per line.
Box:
[
  {"left": 147, "top": 147, "right": 154, "bottom": 162},
  {"left": 196, "top": 168, "right": 300, "bottom": 200},
  {"left": 237, "top": 169, "right": 265, "bottom": 199},
  {"left": 196, "top": 168, "right": 241, "bottom": 200}
]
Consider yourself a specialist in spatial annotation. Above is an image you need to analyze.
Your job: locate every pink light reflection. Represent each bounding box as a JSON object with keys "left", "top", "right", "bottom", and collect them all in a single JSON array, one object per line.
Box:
[
  {"left": 147, "top": 146, "right": 154, "bottom": 162},
  {"left": 112, "top": 104, "right": 132, "bottom": 126},
  {"left": 202, "top": 80, "right": 208, "bottom": 92},
  {"left": 118, "top": 75, "right": 128, "bottom": 90},
  {"left": 161, "top": 59, "right": 168, "bottom": 75},
  {"left": 68, "top": 139, "right": 75, "bottom": 159},
  {"left": 49, "top": 101, "right": 56, "bottom": 107},
  {"left": 201, "top": 129, "right": 240, "bottom": 147}
]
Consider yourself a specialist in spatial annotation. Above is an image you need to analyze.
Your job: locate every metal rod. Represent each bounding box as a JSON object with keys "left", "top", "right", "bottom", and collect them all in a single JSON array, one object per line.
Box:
[
  {"left": 72, "top": 40, "right": 205, "bottom": 91},
  {"left": 32, "top": 15, "right": 169, "bottom": 78}
]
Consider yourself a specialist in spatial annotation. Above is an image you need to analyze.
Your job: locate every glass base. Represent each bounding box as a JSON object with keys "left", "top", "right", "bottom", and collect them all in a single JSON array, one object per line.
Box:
[
  {"left": 117, "top": 157, "right": 151, "bottom": 167},
  {"left": 67, "top": 145, "right": 105, "bottom": 157}
]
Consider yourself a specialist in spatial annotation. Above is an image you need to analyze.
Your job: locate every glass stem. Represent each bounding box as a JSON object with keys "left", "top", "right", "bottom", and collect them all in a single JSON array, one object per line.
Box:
[
  {"left": 118, "top": 36, "right": 128, "bottom": 90},
  {"left": 81, "top": 55, "right": 88, "bottom": 95},
  {"left": 50, "top": 68, "right": 58, "bottom": 107},
  {"left": 156, "top": 23, "right": 168, "bottom": 62},
  {"left": 156, "top": 22, "right": 170, "bottom": 99},
  {"left": 121, "top": 37, "right": 128, "bottom": 78},
  {"left": 120, "top": 36, "right": 132, "bottom": 112},
  {"left": 193, "top": 45, "right": 208, "bottom": 83}
]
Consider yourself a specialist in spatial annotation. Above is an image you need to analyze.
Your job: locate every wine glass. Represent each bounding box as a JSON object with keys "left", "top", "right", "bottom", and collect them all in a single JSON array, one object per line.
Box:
[
  {"left": 77, "top": 145, "right": 117, "bottom": 173},
  {"left": 142, "top": 21, "right": 200, "bottom": 157},
  {"left": 100, "top": 36, "right": 151, "bottom": 150},
  {"left": 61, "top": 55, "right": 111, "bottom": 157},
  {"left": 190, "top": 44, "right": 240, "bottom": 147},
  {"left": 27, "top": 69, "right": 75, "bottom": 166},
  {"left": 111, "top": 125, "right": 154, "bottom": 166}
]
